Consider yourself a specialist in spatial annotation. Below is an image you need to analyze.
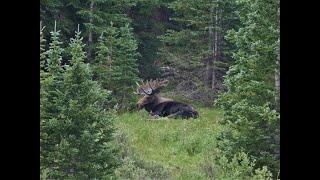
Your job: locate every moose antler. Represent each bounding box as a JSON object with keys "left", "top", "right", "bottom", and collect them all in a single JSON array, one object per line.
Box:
[{"left": 136, "top": 79, "right": 168, "bottom": 95}]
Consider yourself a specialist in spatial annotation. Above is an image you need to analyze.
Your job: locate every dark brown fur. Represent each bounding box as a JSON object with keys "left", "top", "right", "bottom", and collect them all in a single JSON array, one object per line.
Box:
[{"left": 137, "top": 94, "right": 198, "bottom": 119}]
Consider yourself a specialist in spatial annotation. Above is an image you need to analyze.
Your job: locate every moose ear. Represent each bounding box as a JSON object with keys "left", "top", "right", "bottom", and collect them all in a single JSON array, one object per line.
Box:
[
  {"left": 136, "top": 88, "right": 144, "bottom": 95},
  {"left": 136, "top": 87, "right": 150, "bottom": 95}
]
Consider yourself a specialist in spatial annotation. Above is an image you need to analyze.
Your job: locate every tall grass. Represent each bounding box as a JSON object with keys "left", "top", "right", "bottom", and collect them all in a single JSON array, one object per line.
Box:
[{"left": 115, "top": 107, "right": 222, "bottom": 178}]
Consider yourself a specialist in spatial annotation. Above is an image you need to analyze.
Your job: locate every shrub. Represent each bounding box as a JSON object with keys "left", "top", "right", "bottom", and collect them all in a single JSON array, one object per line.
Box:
[{"left": 210, "top": 152, "right": 273, "bottom": 180}]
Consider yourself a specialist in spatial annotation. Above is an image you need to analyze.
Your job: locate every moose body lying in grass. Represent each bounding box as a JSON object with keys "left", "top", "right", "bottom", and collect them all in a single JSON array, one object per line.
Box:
[{"left": 136, "top": 79, "right": 198, "bottom": 119}]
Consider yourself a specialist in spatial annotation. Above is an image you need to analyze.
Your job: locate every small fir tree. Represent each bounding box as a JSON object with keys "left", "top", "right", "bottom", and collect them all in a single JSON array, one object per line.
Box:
[
  {"left": 46, "top": 21, "right": 64, "bottom": 76},
  {"left": 40, "top": 22, "right": 66, "bottom": 177},
  {"left": 94, "top": 23, "right": 140, "bottom": 110},
  {"left": 41, "top": 26, "right": 119, "bottom": 179}
]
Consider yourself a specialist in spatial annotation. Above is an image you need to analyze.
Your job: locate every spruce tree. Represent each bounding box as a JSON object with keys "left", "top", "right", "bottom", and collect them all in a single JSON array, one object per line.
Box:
[
  {"left": 94, "top": 23, "right": 140, "bottom": 110},
  {"left": 46, "top": 21, "right": 64, "bottom": 76},
  {"left": 40, "top": 21, "right": 65, "bottom": 125},
  {"left": 129, "top": 0, "right": 170, "bottom": 79},
  {"left": 41, "top": 0, "right": 138, "bottom": 63},
  {"left": 93, "top": 22, "right": 118, "bottom": 89},
  {"left": 40, "top": 21, "right": 47, "bottom": 178},
  {"left": 41, "top": 26, "right": 119, "bottom": 179},
  {"left": 40, "top": 22, "right": 66, "bottom": 178},
  {"left": 72, "top": 0, "right": 136, "bottom": 61},
  {"left": 215, "top": 0, "right": 280, "bottom": 176}
]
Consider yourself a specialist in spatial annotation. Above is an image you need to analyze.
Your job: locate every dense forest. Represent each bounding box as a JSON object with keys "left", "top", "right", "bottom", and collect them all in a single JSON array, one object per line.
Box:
[{"left": 40, "top": 0, "right": 280, "bottom": 179}]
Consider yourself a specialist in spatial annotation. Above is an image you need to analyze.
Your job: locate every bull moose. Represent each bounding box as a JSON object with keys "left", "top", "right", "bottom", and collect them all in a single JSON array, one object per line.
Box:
[{"left": 135, "top": 79, "right": 198, "bottom": 119}]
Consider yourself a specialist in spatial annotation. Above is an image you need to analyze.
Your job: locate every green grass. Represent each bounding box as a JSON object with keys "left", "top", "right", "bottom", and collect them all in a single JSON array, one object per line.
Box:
[{"left": 115, "top": 107, "right": 222, "bottom": 179}]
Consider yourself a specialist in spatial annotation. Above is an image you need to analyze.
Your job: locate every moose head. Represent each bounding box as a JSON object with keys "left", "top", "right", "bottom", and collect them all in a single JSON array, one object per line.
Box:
[
  {"left": 135, "top": 79, "right": 172, "bottom": 110},
  {"left": 135, "top": 79, "right": 198, "bottom": 119}
]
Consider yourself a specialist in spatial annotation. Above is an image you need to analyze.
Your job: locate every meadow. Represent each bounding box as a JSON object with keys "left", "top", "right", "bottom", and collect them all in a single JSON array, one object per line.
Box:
[{"left": 115, "top": 107, "right": 223, "bottom": 179}]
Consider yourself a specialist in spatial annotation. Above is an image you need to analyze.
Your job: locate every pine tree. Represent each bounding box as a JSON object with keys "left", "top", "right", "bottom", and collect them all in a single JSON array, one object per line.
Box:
[
  {"left": 40, "top": 22, "right": 65, "bottom": 127},
  {"left": 215, "top": 0, "right": 280, "bottom": 176},
  {"left": 40, "top": 22, "right": 65, "bottom": 126},
  {"left": 129, "top": 0, "right": 170, "bottom": 79},
  {"left": 73, "top": 0, "right": 136, "bottom": 61},
  {"left": 40, "top": 0, "right": 78, "bottom": 45},
  {"left": 158, "top": 0, "right": 240, "bottom": 105},
  {"left": 93, "top": 22, "right": 118, "bottom": 88},
  {"left": 94, "top": 23, "right": 140, "bottom": 110},
  {"left": 41, "top": 26, "right": 119, "bottom": 178},
  {"left": 40, "top": 22, "right": 66, "bottom": 178},
  {"left": 41, "top": 0, "right": 137, "bottom": 62},
  {"left": 46, "top": 21, "right": 64, "bottom": 76},
  {"left": 40, "top": 21, "right": 47, "bottom": 179}
]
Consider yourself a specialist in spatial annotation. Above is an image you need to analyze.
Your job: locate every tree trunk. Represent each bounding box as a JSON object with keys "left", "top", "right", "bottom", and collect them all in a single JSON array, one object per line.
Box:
[
  {"left": 275, "top": 8, "right": 280, "bottom": 110},
  {"left": 211, "top": 7, "right": 219, "bottom": 90},
  {"left": 206, "top": 6, "right": 216, "bottom": 90},
  {"left": 206, "top": 5, "right": 223, "bottom": 91},
  {"left": 206, "top": 59, "right": 213, "bottom": 86},
  {"left": 207, "top": 21, "right": 213, "bottom": 87},
  {"left": 88, "top": 1, "right": 94, "bottom": 62}
]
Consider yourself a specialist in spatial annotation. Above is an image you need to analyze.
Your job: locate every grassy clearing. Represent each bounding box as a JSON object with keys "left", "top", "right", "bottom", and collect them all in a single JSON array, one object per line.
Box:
[{"left": 115, "top": 107, "right": 222, "bottom": 178}]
